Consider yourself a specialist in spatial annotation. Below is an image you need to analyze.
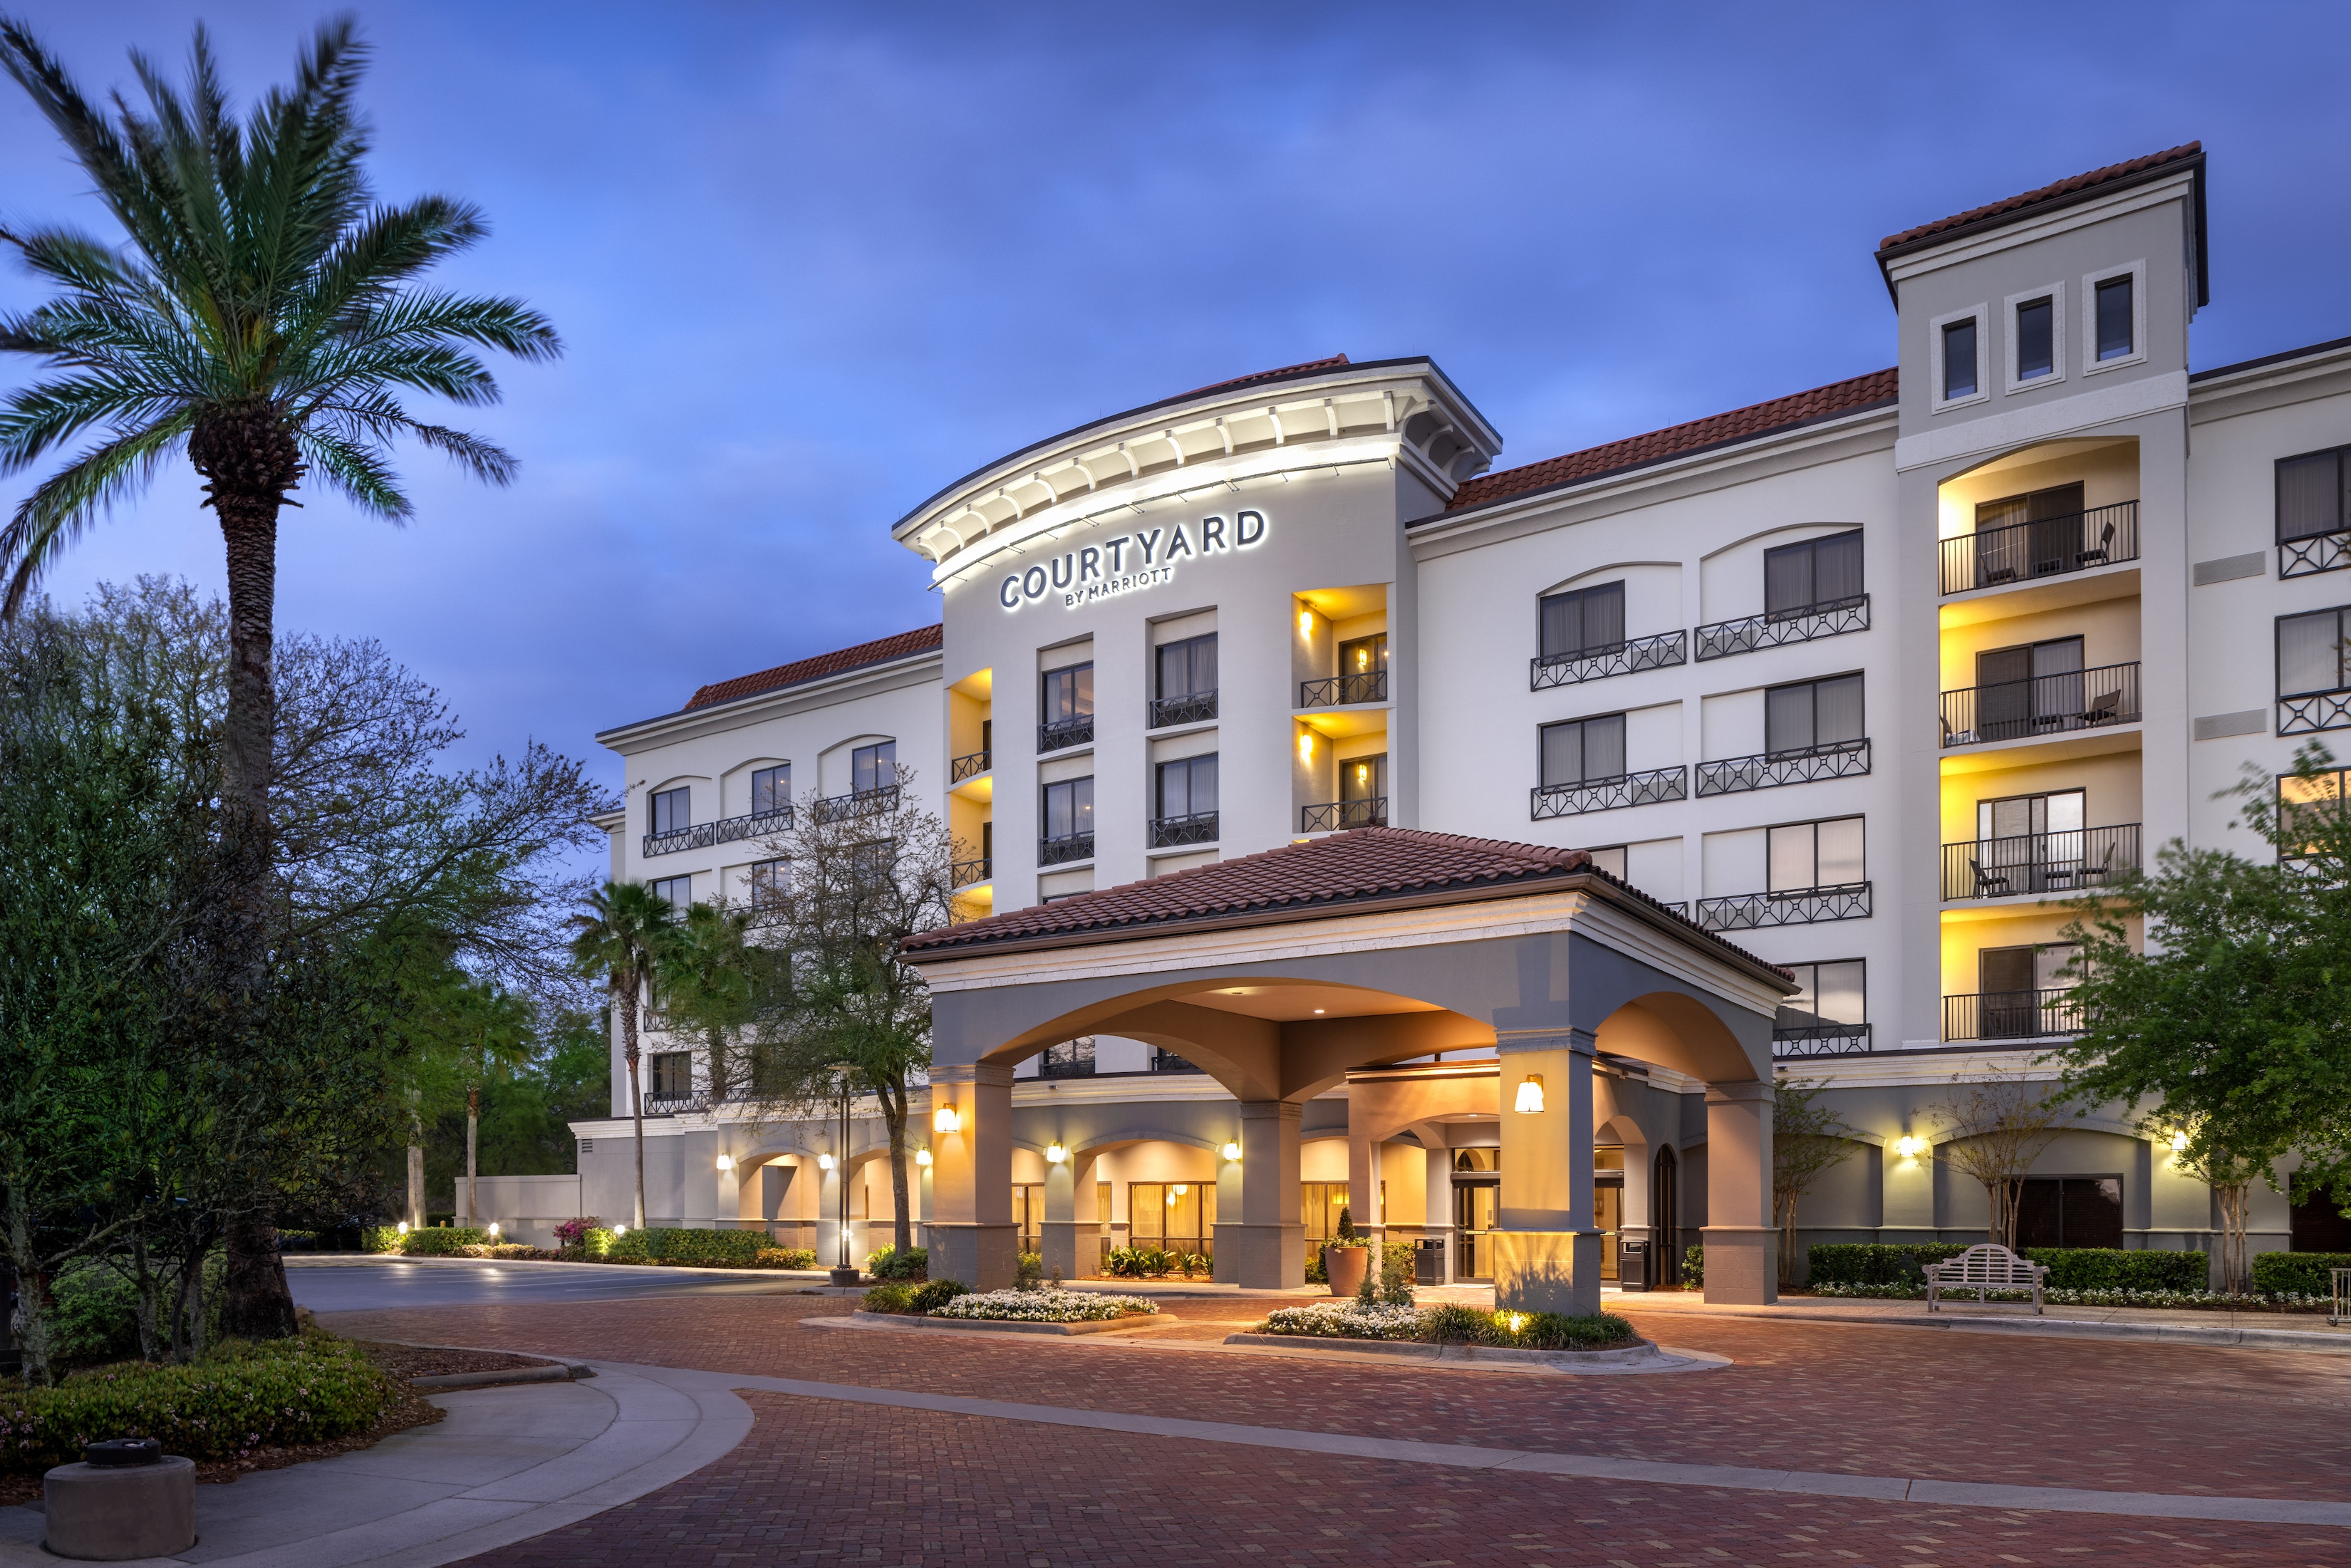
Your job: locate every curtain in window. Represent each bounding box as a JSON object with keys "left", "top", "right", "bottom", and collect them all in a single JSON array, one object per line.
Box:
[
  {"left": 852, "top": 742, "right": 896, "bottom": 793},
  {"left": 1812, "top": 532, "right": 1864, "bottom": 605},
  {"left": 1763, "top": 545, "right": 1814, "bottom": 618},
  {"left": 752, "top": 766, "right": 789, "bottom": 815},
  {"left": 2278, "top": 608, "right": 2348, "bottom": 695},
  {"left": 1540, "top": 583, "right": 1624, "bottom": 658},
  {"left": 2277, "top": 452, "right": 2342, "bottom": 542},
  {"left": 1043, "top": 777, "right": 1093, "bottom": 838},
  {"left": 1156, "top": 755, "right": 1218, "bottom": 817},
  {"left": 1542, "top": 715, "right": 1625, "bottom": 786}
]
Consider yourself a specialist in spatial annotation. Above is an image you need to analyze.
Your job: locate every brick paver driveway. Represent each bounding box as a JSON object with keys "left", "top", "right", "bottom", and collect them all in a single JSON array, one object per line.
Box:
[{"left": 323, "top": 1290, "right": 2351, "bottom": 1567}]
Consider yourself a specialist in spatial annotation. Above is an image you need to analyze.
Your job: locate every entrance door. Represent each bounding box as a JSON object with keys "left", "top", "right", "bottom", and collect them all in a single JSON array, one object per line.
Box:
[
  {"left": 1977, "top": 789, "right": 2085, "bottom": 893},
  {"left": 1453, "top": 1180, "right": 1498, "bottom": 1281},
  {"left": 1011, "top": 1183, "right": 1041, "bottom": 1256},
  {"left": 1977, "top": 638, "right": 2083, "bottom": 741},
  {"left": 1596, "top": 1178, "right": 1623, "bottom": 1282},
  {"left": 1980, "top": 943, "right": 2081, "bottom": 1038}
]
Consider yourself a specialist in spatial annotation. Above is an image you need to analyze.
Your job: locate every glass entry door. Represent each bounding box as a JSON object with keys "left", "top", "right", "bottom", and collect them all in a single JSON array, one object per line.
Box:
[
  {"left": 1597, "top": 1177, "right": 1623, "bottom": 1281},
  {"left": 1453, "top": 1180, "right": 1498, "bottom": 1281}
]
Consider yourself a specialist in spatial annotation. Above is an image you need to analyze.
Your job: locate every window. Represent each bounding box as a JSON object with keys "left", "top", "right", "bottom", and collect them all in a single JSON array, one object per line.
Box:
[
  {"left": 2278, "top": 447, "right": 2351, "bottom": 543},
  {"left": 648, "top": 1051, "right": 692, "bottom": 1100},
  {"left": 1975, "top": 637, "right": 2083, "bottom": 739},
  {"left": 1042, "top": 663, "right": 1094, "bottom": 726},
  {"left": 848, "top": 838, "right": 897, "bottom": 888},
  {"left": 1540, "top": 712, "right": 1626, "bottom": 786},
  {"left": 2015, "top": 1176, "right": 2122, "bottom": 1250},
  {"left": 750, "top": 764, "right": 789, "bottom": 816},
  {"left": 1300, "top": 1182, "right": 1352, "bottom": 1242},
  {"left": 1155, "top": 633, "right": 1216, "bottom": 702},
  {"left": 1042, "top": 776, "right": 1094, "bottom": 841},
  {"left": 650, "top": 786, "right": 689, "bottom": 836},
  {"left": 1767, "top": 816, "right": 1864, "bottom": 893},
  {"left": 1338, "top": 632, "right": 1389, "bottom": 679},
  {"left": 851, "top": 741, "right": 896, "bottom": 794},
  {"left": 1130, "top": 1181, "right": 1213, "bottom": 1253},
  {"left": 1765, "top": 674, "right": 1864, "bottom": 757},
  {"left": 1981, "top": 942, "right": 2080, "bottom": 997},
  {"left": 649, "top": 875, "right": 692, "bottom": 910},
  {"left": 1039, "top": 1037, "right": 1096, "bottom": 1078},
  {"left": 1539, "top": 581, "right": 1626, "bottom": 660},
  {"left": 1978, "top": 789, "right": 2083, "bottom": 843},
  {"left": 1584, "top": 844, "right": 1628, "bottom": 880},
  {"left": 2015, "top": 296, "right": 2055, "bottom": 380},
  {"left": 749, "top": 858, "right": 789, "bottom": 910},
  {"left": 1340, "top": 752, "right": 1387, "bottom": 803},
  {"left": 1941, "top": 317, "right": 1978, "bottom": 399},
  {"left": 1776, "top": 960, "right": 1864, "bottom": 1033},
  {"left": 2278, "top": 768, "right": 2351, "bottom": 859},
  {"left": 1763, "top": 531, "right": 1863, "bottom": 619},
  {"left": 1155, "top": 754, "right": 1218, "bottom": 819},
  {"left": 2095, "top": 275, "right": 2133, "bottom": 360},
  {"left": 2279, "top": 608, "right": 2351, "bottom": 697},
  {"left": 1012, "top": 1184, "right": 1041, "bottom": 1254}
]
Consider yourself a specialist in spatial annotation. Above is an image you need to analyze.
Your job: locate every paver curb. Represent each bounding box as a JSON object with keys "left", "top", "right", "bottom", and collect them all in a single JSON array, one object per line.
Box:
[
  {"left": 410, "top": 1363, "right": 596, "bottom": 1390},
  {"left": 1636, "top": 1299, "right": 2351, "bottom": 1353},
  {"left": 1220, "top": 1331, "right": 1659, "bottom": 1365},
  {"left": 848, "top": 1308, "right": 1172, "bottom": 1336}
]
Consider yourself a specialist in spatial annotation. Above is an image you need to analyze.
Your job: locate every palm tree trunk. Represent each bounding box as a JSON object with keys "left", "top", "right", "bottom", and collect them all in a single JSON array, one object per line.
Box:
[
  {"left": 621, "top": 983, "right": 645, "bottom": 1230},
  {"left": 466, "top": 1083, "right": 479, "bottom": 1227}
]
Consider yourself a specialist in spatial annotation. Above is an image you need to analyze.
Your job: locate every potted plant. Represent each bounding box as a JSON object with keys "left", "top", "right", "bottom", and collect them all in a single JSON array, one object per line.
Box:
[{"left": 1324, "top": 1206, "right": 1371, "bottom": 1298}]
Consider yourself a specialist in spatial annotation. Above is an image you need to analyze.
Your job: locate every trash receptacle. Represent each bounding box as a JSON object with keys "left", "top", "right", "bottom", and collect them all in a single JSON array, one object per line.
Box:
[
  {"left": 1414, "top": 1238, "right": 1446, "bottom": 1284},
  {"left": 1617, "top": 1237, "right": 1651, "bottom": 1292}
]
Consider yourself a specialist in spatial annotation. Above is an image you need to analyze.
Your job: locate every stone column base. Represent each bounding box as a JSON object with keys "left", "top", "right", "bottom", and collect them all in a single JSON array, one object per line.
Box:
[
  {"left": 1493, "top": 1229, "right": 1605, "bottom": 1316},
  {"left": 1039, "top": 1221, "right": 1094, "bottom": 1282},
  {"left": 1213, "top": 1222, "right": 1303, "bottom": 1289},
  {"left": 1699, "top": 1225, "right": 1779, "bottom": 1305},
  {"left": 928, "top": 1222, "right": 1020, "bottom": 1292}
]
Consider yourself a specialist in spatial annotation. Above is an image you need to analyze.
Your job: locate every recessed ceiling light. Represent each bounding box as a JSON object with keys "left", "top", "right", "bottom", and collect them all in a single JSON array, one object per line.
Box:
[{"left": 1314, "top": 1008, "right": 1325, "bottom": 1014}]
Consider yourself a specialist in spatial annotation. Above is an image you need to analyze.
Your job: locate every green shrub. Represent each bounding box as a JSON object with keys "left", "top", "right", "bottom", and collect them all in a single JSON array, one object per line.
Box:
[
  {"left": 1683, "top": 1245, "right": 1704, "bottom": 1287},
  {"left": 601, "top": 1227, "right": 764, "bottom": 1266},
  {"left": 906, "top": 1279, "right": 969, "bottom": 1313},
  {"left": 1016, "top": 1252, "right": 1044, "bottom": 1289},
  {"left": 400, "top": 1227, "right": 487, "bottom": 1257},
  {"left": 756, "top": 1247, "right": 818, "bottom": 1270},
  {"left": 1413, "top": 1303, "right": 1634, "bottom": 1350},
  {"left": 2252, "top": 1251, "right": 2351, "bottom": 1297},
  {"left": 1303, "top": 1247, "right": 1327, "bottom": 1285},
  {"left": 1105, "top": 1246, "right": 1174, "bottom": 1279},
  {"left": 2022, "top": 1247, "right": 2207, "bottom": 1291},
  {"left": 862, "top": 1282, "right": 913, "bottom": 1313},
  {"left": 360, "top": 1226, "right": 403, "bottom": 1255},
  {"left": 0, "top": 1335, "right": 400, "bottom": 1473},
  {"left": 1417, "top": 1303, "right": 1489, "bottom": 1342},
  {"left": 578, "top": 1227, "right": 617, "bottom": 1258},
  {"left": 866, "top": 1245, "right": 928, "bottom": 1280},
  {"left": 48, "top": 1266, "right": 141, "bottom": 1365},
  {"left": 1805, "top": 1242, "right": 1972, "bottom": 1286}
]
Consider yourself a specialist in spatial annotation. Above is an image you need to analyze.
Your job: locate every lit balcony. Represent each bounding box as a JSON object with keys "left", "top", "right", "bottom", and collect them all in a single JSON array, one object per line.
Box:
[
  {"left": 951, "top": 856, "right": 992, "bottom": 888},
  {"left": 1695, "top": 739, "right": 1869, "bottom": 797},
  {"left": 1696, "top": 595, "right": 1869, "bottom": 662},
  {"left": 643, "top": 804, "right": 792, "bottom": 858},
  {"left": 1693, "top": 882, "right": 1871, "bottom": 933},
  {"left": 950, "top": 749, "right": 991, "bottom": 783},
  {"left": 1943, "top": 989, "right": 2082, "bottom": 1043},
  {"left": 1299, "top": 670, "right": 1387, "bottom": 708},
  {"left": 1939, "top": 501, "right": 2138, "bottom": 596},
  {"left": 1941, "top": 663, "right": 2139, "bottom": 747},
  {"left": 1941, "top": 825, "right": 2139, "bottom": 901},
  {"left": 1530, "top": 765, "right": 1686, "bottom": 820},
  {"left": 1530, "top": 630, "right": 1686, "bottom": 690}
]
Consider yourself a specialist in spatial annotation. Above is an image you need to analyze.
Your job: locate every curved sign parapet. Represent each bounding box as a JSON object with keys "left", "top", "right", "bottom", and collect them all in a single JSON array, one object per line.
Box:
[{"left": 997, "top": 509, "right": 1267, "bottom": 613}]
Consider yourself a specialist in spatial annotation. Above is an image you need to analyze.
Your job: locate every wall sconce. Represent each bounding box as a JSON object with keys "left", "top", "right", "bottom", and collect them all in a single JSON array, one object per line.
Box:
[
  {"left": 1513, "top": 1074, "right": 1545, "bottom": 1114},
  {"left": 715, "top": 1153, "right": 735, "bottom": 1172},
  {"left": 817, "top": 1153, "right": 836, "bottom": 1171},
  {"left": 1221, "top": 1141, "right": 1242, "bottom": 1162},
  {"left": 1895, "top": 1135, "right": 1923, "bottom": 1159},
  {"left": 1046, "top": 1142, "right": 1067, "bottom": 1164},
  {"left": 1297, "top": 730, "right": 1315, "bottom": 763},
  {"left": 1171, "top": 1183, "right": 1188, "bottom": 1198},
  {"left": 1298, "top": 607, "right": 1314, "bottom": 637},
  {"left": 934, "top": 1104, "right": 960, "bottom": 1134},
  {"left": 2169, "top": 1130, "right": 2189, "bottom": 1153},
  {"left": 915, "top": 1148, "right": 933, "bottom": 1168}
]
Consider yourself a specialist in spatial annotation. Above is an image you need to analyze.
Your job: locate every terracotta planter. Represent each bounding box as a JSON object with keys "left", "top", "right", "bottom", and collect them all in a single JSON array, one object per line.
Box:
[{"left": 1324, "top": 1243, "right": 1370, "bottom": 1297}]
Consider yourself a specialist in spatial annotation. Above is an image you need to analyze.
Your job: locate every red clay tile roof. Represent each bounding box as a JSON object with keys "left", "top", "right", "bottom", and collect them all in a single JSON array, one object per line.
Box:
[
  {"left": 685, "top": 625, "right": 943, "bottom": 710},
  {"left": 1877, "top": 142, "right": 2202, "bottom": 254},
  {"left": 1174, "top": 353, "right": 1351, "bottom": 401},
  {"left": 901, "top": 826, "right": 1790, "bottom": 980},
  {"left": 1436, "top": 368, "right": 1897, "bottom": 516}
]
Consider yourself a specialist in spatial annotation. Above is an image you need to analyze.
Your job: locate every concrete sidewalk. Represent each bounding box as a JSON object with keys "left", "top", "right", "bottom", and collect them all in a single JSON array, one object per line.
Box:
[
  {"left": 1611, "top": 1285, "right": 2351, "bottom": 1351},
  {"left": 0, "top": 1366, "right": 751, "bottom": 1568}
]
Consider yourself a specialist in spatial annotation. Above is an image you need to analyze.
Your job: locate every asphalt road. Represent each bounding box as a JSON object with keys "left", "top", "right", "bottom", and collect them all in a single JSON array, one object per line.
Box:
[{"left": 288, "top": 1257, "right": 815, "bottom": 1313}]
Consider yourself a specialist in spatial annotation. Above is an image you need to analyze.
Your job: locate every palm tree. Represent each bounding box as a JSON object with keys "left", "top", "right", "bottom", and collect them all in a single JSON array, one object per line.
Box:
[
  {"left": 659, "top": 900, "right": 765, "bottom": 1104},
  {"left": 0, "top": 18, "right": 557, "bottom": 1331},
  {"left": 569, "top": 882, "right": 677, "bottom": 1230}
]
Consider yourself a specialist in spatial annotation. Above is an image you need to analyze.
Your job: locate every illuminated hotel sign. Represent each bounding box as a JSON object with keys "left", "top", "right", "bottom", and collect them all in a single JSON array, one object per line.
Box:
[{"left": 998, "top": 509, "right": 1266, "bottom": 612}]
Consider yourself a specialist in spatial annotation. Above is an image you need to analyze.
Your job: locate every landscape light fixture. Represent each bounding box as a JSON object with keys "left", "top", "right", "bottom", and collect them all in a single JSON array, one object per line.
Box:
[
  {"left": 487, "top": 1223, "right": 500, "bottom": 1238},
  {"left": 1046, "top": 1142, "right": 1067, "bottom": 1164},
  {"left": 1514, "top": 1074, "right": 1545, "bottom": 1114},
  {"left": 934, "top": 1104, "right": 960, "bottom": 1134},
  {"left": 614, "top": 1225, "right": 628, "bottom": 1237},
  {"left": 1221, "top": 1141, "right": 1242, "bottom": 1162},
  {"left": 396, "top": 1221, "right": 409, "bottom": 1236}
]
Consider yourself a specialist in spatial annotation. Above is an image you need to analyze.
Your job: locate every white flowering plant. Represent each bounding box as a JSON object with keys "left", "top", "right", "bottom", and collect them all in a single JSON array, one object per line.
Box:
[
  {"left": 1255, "top": 1300, "right": 1426, "bottom": 1340},
  {"left": 928, "top": 1288, "right": 1158, "bottom": 1322}
]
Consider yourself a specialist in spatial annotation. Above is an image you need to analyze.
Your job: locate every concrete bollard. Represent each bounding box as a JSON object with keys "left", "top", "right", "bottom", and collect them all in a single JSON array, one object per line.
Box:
[{"left": 43, "top": 1438, "right": 196, "bottom": 1562}]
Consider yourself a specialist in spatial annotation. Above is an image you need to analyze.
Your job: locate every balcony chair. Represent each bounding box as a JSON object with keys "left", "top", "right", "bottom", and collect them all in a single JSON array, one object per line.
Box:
[
  {"left": 2077, "top": 520, "right": 2117, "bottom": 568},
  {"left": 1969, "top": 857, "right": 2013, "bottom": 898},
  {"left": 2074, "top": 841, "right": 2119, "bottom": 886},
  {"left": 2080, "top": 687, "right": 2123, "bottom": 726}
]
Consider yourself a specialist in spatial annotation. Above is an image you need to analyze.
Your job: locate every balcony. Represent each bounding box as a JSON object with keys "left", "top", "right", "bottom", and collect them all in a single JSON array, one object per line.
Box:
[
  {"left": 1148, "top": 690, "right": 1218, "bottom": 727},
  {"left": 1941, "top": 825, "right": 2140, "bottom": 901},
  {"left": 1149, "top": 811, "right": 1219, "bottom": 848},
  {"left": 2280, "top": 687, "right": 2351, "bottom": 737},
  {"left": 1939, "top": 501, "right": 2139, "bottom": 596},
  {"left": 810, "top": 785, "right": 898, "bottom": 824},
  {"left": 1941, "top": 663, "right": 2139, "bottom": 747},
  {"left": 1299, "top": 670, "right": 1387, "bottom": 707},
  {"left": 1038, "top": 832, "right": 1094, "bottom": 866},
  {"left": 1038, "top": 715, "right": 1094, "bottom": 753},
  {"left": 1944, "top": 988, "right": 2083, "bottom": 1043},
  {"left": 1302, "top": 797, "right": 1388, "bottom": 832},
  {"left": 1772, "top": 1022, "right": 1873, "bottom": 1059},
  {"left": 1530, "top": 630, "right": 1686, "bottom": 691},
  {"left": 1696, "top": 595, "right": 1869, "bottom": 662},
  {"left": 1694, "top": 881, "right": 1871, "bottom": 933},
  {"left": 2281, "top": 529, "right": 2351, "bottom": 579},
  {"left": 951, "top": 856, "right": 992, "bottom": 888},
  {"left": 1530, "top": 765, "right": 1686, "bottom": 820},
  {"left": 639, "top": 1090, "right": 705, "bottom": 1116},
  {"left": 1696, "top": 738, "right": 1870, "bottom": 797},
  {"left": 643, "top": 804, "right": 792, "bottom": 858},
  {"left": 950, "top": 749, "right": 991, "bottom": 783}
]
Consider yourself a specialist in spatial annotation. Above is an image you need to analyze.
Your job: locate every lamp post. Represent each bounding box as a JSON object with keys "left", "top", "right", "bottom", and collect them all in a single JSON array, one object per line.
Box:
[{"left": 829, "top": 1066, "right": 860, "bottom": 1286}]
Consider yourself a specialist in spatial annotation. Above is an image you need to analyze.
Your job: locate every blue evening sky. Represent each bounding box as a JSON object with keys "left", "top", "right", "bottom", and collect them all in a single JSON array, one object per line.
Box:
[{"left": 2, "top": 2, "right": 2345, "bottom": 791}]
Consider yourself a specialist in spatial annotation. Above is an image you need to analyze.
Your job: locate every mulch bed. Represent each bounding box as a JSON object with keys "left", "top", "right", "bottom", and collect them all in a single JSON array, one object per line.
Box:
[{"left": 0, "top": 1338, "right": 557, "bottom": 1505}]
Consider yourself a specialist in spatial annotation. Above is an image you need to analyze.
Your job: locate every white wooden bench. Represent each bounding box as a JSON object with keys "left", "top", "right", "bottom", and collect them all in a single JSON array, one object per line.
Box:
[{"left": 1924, "top": 1243, "right": 2048, "bottom": 1314}]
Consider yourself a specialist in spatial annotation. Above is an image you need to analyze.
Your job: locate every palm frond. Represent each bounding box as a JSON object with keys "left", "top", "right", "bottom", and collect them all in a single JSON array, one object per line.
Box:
[
  {"left": 291, "top": 425, "right": 410, "bottom": 520},
  {"left": 0, "top": 416, "right": 190, "bottom": 617},
  {"left": 294, "top": 341, "right": 501, "bottom": 407},
  {"left": 0, "top": 373, "right": 186, "bottom": 470},
  {"left": 306, "top": 392, "right": 518, "bottom": 486},
  {"left": 285, "top": 199, "right": 489, "bottom": 342}
]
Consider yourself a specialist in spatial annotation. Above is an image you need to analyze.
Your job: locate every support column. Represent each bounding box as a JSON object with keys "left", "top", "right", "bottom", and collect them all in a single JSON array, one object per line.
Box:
[
  {"left": 1494, "top": 1029, "right": 1602, "bottom": 1315},
  {"left": 1215, "top": 1101, "right": 1302, "bottom": 1288},
  {"left": 1703, "top": 1081, "right": 1777, "bottom": 1305},
  {"left": 1040, "top": 1148, "right": 1090, "bottom": 1282},
  {"left": 1346, "top": 1128, "right": 1384, "bottom": 1249},
  {"left": 927, "top": 1062, "right": 1017, "bottom": 1290},
  {"left": 1423, "top": 1140, "right": 1457, "bottom": 1284}
]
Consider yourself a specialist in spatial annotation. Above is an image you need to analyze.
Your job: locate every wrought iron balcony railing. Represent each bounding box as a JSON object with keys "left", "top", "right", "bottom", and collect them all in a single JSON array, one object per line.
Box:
[
  {"left": 1943, "top": 988, "right": 2084, "bottom": 1043},
  {"left": 1939, "top": 501, "right": 2139, "bottom": 596},
  {"left": 1530, "top": 765, "right": 1686, "bottom": 820},
  {"left": 2280, "top": 686, "right": 2351, "bottom": 736},
  {"left": 1696, "top": 738, "right": 1870, "bottom": 797},
  {"left": 1941, "top": 662, "right": 2139, "bottom": 747},
  {"left": 1694, "top": 881, "right": 1871, "bottom": 933},
  {"left": 2281, "top": 529, "right": 2351, "bottom": 578},
  {"left": 1038, "top": 831, "right": 1094, "bottom": 866},
  {"left": 1302, "top": 797, "right": 1388, "bottom": 832},
  {"left": 809, "top": 784, "right": 898, "bottom": 824},
  {"left": 1530, "top": 630, "right": 1686, "bottom": 690},
  {"left": 951, "top": 856, "right": 992, "bottom": 888},
  {"left": 1696, "top": 595, "right": 1869, "bottom": 661},
  {"left": 950, "top": 749, "right": 991, "bottom": 783},
  {"left": 1299, "top": 670, "right": 1388, "bottom": 707},
  {"left": 1038, "top": 715, "right": 1094, "bottom": 752},
  {"left": 1149, "top": 811, "right": 1219, "bottom": 848},
  {"left": 1772, "top": 1022, "right": 1873, "bottom": 1058},
  {"left": 1148, "top": 690, "right": 1218, "bottom": 727},
  {"left": 640, "top": 1090, "right": 704, "bottom": 1116},
  {"left": 1941, "top": 824, "right": 2139, "bottom": 901},
  {"left": 643, "top": 805, "right": 793, "bottom": 858}
]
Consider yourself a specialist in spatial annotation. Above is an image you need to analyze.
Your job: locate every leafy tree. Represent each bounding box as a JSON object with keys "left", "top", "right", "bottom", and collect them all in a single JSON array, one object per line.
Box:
[
  {"left": 1926, "top": 1074, "right": 2067, "bottom": 1251},
  {"left": 569, "top": 882, "right": 678, "bottom": 1229},
  {"left": 0, "top": 16, "right": 559, "bottom": 1333},
  {"left": 1771, "top": 1079, "right": 1857, "bottom": 1284},
  {"left": 658, "top": 900, "right": 772, "bottom": 1104}
]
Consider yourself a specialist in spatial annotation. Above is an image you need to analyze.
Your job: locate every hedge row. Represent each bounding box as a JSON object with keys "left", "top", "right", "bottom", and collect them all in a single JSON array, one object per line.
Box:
[
  {"left": 1806, "top": 1243, "right": 2211, "bottom": 1289},
  {"left": 2252, "top": 1252, "right": 2351, "bottom": 1297},
  {"left": 0, "top": 1336, "right": 401, "bottom": 1472},
  {"left": 1804, "top": 1243, "right": 1973, "bottom": 1285},
  {"left": 603, "top": 1227, "right": 767, "bottom": 1266}
]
